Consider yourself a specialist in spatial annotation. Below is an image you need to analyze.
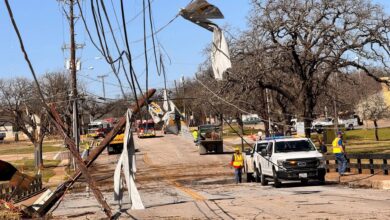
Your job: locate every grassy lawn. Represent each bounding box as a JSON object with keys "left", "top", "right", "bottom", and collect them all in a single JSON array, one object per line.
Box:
[
  {"left": 310, "top": 128, "right": 390, "bottom": 154},
  {"left": 10, "top": 158, "right": 61, "bottom": 182},
  {"left": 0, "top": 143, "right": 62, "bottom": 155},
  {"left": 346, "top": 127, "right": 390, "bottom": 141}
]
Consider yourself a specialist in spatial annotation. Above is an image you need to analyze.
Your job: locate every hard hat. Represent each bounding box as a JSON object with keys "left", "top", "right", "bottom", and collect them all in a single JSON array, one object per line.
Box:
[{"left": 234, "top": 146, "right": 240, "bottom": 151}]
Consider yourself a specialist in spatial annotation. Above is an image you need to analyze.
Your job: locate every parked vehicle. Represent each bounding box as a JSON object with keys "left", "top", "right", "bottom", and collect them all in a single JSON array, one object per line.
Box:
[
  {"left": 87, "top": 120, "right": 112, "bottom": 139},
  {"left": 243, "top": 117, "right": 261, "bottom": 125},
  {"left": 311, "top": 117, "right": 333, "bottom": 133},
  {"left": 197, "top": 124, "right": 223, "bottom": 155},
  {"left": 0, "top": 132, "right": 5, "bottom": 141},
  {"left": 244, "top": 140, "right": 269, "bottom": 182},
  {"left": 137, "top": 120, "right": 156, "bottom": 138},
  {"left": 107, "top": 132, "right": 124, "bottom": 155},
  {"left": 245, "top": 136, "right": 326, "bottom": 187},
  {"left": 339, "top": 115, "right": 362, "bottom": 129}
]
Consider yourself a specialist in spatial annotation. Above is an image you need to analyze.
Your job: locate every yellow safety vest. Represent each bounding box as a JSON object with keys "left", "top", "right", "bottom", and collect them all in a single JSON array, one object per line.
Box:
[
  {"left": 233, "top": 154, "right": 243, "bottom": 168},
  {"left": 332, "top": 137, "right": 342, "bottom": 153},
  {"left": 192, "top": 131, "right": 198, "bottom": 141}
]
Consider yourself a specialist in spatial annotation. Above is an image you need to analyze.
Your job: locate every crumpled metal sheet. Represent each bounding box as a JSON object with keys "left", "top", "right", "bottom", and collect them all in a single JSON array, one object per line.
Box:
[
  {"left": 113, "top": 110, "right": 144, "bottom": 210},
  {"left": 180, "top": 0, "right": 224, "bottom": 31},
  {"left": 211, "top": 26, "right": 231, "bottom": 80},
  {"left": 148, "top": 102, "right": 164, "bottom": 124}
]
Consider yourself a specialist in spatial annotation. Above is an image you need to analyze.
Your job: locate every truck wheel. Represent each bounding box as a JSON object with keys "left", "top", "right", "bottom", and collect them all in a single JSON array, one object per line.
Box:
[
  {"left": 254, "top": 163, "right": 261, "bottom": 183},
  {"left": 246, "top": 173, "right": 253, "bottom": 183},
  {"left": 199, "top": 145, "right": 207, "bottom": 155},
  {"left": 272, "top": 168, "right": 281, "bottom": 188},
  {"left": 318, "top": 175, "right": 325, "bottom": 185},
  {"left": 259, "top": 165, "right": 268, "bottom": 186},
  {"left": 218, "top": 145, "right": 224, "bottom": 153}
]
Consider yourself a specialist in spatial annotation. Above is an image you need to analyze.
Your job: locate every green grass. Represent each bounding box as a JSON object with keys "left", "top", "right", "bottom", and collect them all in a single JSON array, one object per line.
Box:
[
  {"left": 345, "top": 127, "right": 390, "bottom": 141},
  {"left": 10, "top": 158, "right": 61, "bottom": 182},
  {"left": 310, "top": 128, "right": 390, "bottom": 154},
  {"left": 0, "top": 144, "right": 62, "bottom": 155}
]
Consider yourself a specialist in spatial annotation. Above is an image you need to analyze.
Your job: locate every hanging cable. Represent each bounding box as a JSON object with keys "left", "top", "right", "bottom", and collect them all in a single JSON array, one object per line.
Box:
[
  {"left": 142, "top": 0, "right": 149, "bottom": 105},
  {"left": 147, "top": 0, "right": 161, "bottom": 76}
]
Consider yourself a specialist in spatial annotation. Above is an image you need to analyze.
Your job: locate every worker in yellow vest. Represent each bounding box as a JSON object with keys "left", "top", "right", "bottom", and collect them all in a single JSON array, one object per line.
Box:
[
  {"left": 85, "top": 142, "right": 91, "bottom": 157},
  {"left": 192, "top": 129, "right": 199, "bottom": 143},
  {"left": 231, "top": 147, "right": 244, "bottom": 184},
  {"left": 332, "top": 131, "right": 347, "bottom": 176}
]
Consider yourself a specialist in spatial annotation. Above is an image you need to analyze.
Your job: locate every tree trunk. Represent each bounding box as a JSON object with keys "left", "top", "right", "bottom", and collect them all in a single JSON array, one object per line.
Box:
[
  {"left": 34, "top": 134, "right": 45, "bottom": 169},
  {"left": 304, "top": 117, "right": 312, "bottom": 138},
  {"left": 303, "top": 85, "right": 316, "bottom": 138},
  {"left": 374, "top": 119, "right": 379, "bottom": 141},
  {"left": 14, "top": 132, "right": 19, "bottom": 142}
]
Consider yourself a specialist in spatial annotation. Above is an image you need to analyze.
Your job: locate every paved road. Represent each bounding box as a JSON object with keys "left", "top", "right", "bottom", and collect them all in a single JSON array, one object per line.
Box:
[{"left": 53, "top": 134, "right": 390, "bottom": 219}]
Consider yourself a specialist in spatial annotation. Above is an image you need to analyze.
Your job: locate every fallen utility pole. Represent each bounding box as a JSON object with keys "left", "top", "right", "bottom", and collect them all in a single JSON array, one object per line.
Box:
[
  {"left": 48, "top": 104, "right": 112, "bottom": 218},
  {"left": 36, "top": 89, "right": 156, "bottom": 217},
  {"left": 3, "top": 0, "right": 150, "bottom": 217}
]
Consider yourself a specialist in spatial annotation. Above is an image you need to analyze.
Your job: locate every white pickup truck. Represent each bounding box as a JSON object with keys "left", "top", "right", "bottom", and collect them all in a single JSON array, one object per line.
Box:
[
  {"left": 245, "top": 137, "right": 326, "bottom": 187},
  {"left": 338, "top": 118, "right": 359, "bottom": 130},
  {"left": 244, "top": 140, "right": 269, "bottom": 182}
]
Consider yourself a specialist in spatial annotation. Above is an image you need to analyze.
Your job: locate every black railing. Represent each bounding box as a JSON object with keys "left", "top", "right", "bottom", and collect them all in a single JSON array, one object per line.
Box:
[
  {"left": 324, "top": 154, "right": 389, "bottom": 175},
  {"left": 0, "top": 175, "right": 43, "bottom": 202}
]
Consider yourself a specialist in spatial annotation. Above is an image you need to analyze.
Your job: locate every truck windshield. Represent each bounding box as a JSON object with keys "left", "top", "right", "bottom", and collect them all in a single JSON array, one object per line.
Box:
[
  {"left": 275, "top": 140, "right": 316, "bottom": 153},
  {"left": 88, "top": 124, "right": 102, "bottom": 130},
  {"left": 139, "top": 123, "right": 155, "bottom": 129}
]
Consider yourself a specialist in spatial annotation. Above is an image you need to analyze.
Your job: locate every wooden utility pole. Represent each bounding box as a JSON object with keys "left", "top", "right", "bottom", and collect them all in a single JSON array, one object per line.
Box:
[
  {"left": 240, "top": 113, "right": 244, "bottom": 152},
  {"left": 37, "top": 89, "right": 156, "bottom": 217},
  {"left": 69, "top": 0, "right": 80, "bottom": 167},
  {"left": 333, "top": 72, "right": 339, "bottom": 133},
  {"left": 97, "top": 74, "right": 108, "bottom": 99}
]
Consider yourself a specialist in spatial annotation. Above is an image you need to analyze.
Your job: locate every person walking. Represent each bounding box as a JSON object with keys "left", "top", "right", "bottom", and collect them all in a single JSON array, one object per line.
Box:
[
  {"left": 332, "top": 131, "right": 347, "bottom": 176},
  {"left": 231, "top": 147, "right": 244, "bottom": 184}
]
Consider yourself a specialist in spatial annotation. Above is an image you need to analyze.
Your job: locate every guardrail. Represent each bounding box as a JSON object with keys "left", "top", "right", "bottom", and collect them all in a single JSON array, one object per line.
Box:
[
  {"left": 0, "top": 175, "right": 43, "bottom": 202},
  {"left": 324, "top": 154, "right": 389, "bottom": 175}
]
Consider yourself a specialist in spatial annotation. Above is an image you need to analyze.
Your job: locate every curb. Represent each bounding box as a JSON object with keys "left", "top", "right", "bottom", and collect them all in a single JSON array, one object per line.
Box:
[{"left": 344, "top": 180, "right": 390, "bottom": 190}]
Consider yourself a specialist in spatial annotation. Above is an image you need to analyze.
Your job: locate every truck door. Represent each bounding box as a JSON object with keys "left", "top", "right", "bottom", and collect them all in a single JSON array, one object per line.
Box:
[{"left": 261, "top": 141, "right": 274, "bottom": 176}]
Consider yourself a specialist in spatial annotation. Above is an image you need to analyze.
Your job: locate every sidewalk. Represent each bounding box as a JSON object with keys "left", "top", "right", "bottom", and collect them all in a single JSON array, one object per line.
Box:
[{"left": 326, "top": 172, "right": 390, "bottom": 189}]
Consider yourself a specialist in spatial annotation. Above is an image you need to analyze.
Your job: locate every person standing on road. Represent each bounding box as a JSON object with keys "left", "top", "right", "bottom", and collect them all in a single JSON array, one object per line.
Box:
[
  {"left": 192, "top": 129, "right": 199, "bottom": 143},
  {"left": 332, "top": 131, "right": 347, "bottom": 176},
  {"left": 231, "top": 147, "right": 244, "bottom": 184}
]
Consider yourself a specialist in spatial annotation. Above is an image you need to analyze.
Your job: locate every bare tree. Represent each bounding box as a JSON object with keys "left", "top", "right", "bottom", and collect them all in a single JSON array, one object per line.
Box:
[
  {"left": 357, "top": 93, "right": 389, "bottom": 141},
  {"left": 0, "top": 78, "right": 48, "bottom": 168},
  {"left": 228, "top": 0, "right": 390, "bottom": 137}
]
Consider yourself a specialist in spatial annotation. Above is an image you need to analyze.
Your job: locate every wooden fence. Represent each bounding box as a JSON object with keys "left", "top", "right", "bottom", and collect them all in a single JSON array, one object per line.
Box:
[
  {"left": 0, "top": 175, "right": 43, "bottom": 203},
  {"left": 324, "top": 154, "right": 389, "bottom": 175}
]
